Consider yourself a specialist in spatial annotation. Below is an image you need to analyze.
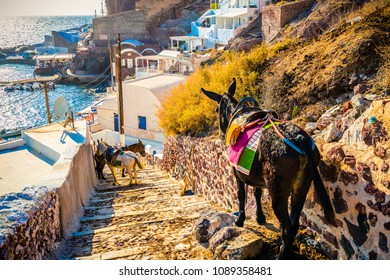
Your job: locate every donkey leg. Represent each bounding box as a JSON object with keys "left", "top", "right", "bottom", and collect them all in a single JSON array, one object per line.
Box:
[
  {"left": 133, "top": 165, "right": 138, "bottom": 184},
  {"left": 254, "top": 187, "right": 266, "bottom": 225},
  {"left": 290, "top": 168, "right": 312, "bottom": 239},
  {"left": 235, "top": 179, "right": 247, "bottom": 227},
  {"left": 268, "top": 172, "right": 294, "bottom": 259},
  {"left": 126, "top": 166, "right": 133, "bottom": 187},
  {"left": 109, "top": 165, "right": 119, "bottom": 185},
  {"left": 272, "top": 196, "right": 293, "bottom": 260}
]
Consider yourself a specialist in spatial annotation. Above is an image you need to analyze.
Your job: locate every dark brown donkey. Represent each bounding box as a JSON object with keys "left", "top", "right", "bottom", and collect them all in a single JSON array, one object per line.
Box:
[{"left": 201, "top": 78, "right": 336, "bottom": 259}]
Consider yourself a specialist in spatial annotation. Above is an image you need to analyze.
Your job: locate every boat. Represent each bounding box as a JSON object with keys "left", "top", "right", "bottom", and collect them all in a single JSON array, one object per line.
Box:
[
  {"left": 32, "top": 83, "right": 43, "bottom": 90},
  {"left": 33, "top": 53, "right": 75, "bottom": 76},
  {"left": 0, "top": 128, "right": 23, "bottom": 139},
  {"left": 4, "top": 86, "right": 15, "bottom": 92},
  {"left": 14, "top": 84, "right": 23, "bottom": 90},
  {"left": 23, "top": 83, "right": 33, "bottom": 91}
]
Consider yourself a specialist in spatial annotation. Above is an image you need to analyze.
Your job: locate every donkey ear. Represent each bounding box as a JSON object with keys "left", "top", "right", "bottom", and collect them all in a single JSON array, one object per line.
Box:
[
  {"left": 201, "top": 88, "right": 222, "bottom": 103},
  {"left": 227, "top": 78, "right": 236, "bottom": 96}
]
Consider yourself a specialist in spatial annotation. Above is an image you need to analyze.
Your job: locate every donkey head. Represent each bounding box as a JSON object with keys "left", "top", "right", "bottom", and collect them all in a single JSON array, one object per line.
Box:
[
  {"left": 201, "top": 78, "right": 238, "bottom": 136},
  {"left": 137, "top": 140, "right": 146, "bottom": 156}
]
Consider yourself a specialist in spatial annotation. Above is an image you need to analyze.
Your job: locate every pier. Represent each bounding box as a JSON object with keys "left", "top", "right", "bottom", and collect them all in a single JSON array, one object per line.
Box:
[{"left": 0, "top": 74, "right": 60, "bottom": 86}]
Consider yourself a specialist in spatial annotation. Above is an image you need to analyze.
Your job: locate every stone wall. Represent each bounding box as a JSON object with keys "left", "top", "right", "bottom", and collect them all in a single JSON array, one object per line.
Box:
[
  {"left": 105, "top": 0, "right": 136, "bottom": 15},
  {"left": 136, "top": 0, "right": 198, "bottom": 20},
  {"left": 262, "top": 0, "right": 315, "bottom": 42},
  {"left": 301, "top": 98, "right": 390, "bottom": 260},
  {"left": 160, "top": 99, "right": 390, "bottom": 260},
  {"left": 0, "top": 143, "right": 96, "bottom": 259},
  {"left": 159, "top": 137, "right": 258, "bottom": 217},
  {"left": 93, "top": 10, "right": 150, "bottom": 43},
  {"left": 0, "top": 188, "right": 61, "bottom": 259}
]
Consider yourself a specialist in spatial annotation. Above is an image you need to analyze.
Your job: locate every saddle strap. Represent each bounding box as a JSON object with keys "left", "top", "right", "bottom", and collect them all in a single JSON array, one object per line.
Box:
[{"left": 268, "top": 119, "right": 315, "bottom": 155}]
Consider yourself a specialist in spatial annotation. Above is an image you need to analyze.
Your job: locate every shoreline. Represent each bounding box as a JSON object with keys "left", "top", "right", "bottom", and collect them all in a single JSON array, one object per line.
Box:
[{"left": 0, "top": 59, "right": 36, "bottom": 66}]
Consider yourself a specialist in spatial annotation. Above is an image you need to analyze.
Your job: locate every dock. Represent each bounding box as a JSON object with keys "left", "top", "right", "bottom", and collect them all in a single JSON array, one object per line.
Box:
[{"left": 0, "top": 74, "right": 60, "bottom": 86}]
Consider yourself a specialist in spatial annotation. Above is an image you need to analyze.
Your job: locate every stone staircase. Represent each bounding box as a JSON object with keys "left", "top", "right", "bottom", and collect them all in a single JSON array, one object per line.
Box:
[{"left": 62, "top": 165, "right": 214, "bottom": 260}]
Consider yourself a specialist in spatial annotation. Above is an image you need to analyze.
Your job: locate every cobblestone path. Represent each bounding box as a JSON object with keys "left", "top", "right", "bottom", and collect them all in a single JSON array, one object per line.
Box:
[{"left": 63, "top": 165, "right": 215, "bottom": 260}]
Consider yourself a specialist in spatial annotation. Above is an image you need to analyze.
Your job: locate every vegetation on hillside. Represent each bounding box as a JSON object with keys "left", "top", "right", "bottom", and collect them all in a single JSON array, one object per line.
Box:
[{"left": 157, "top": 0, "right": 389, "bottom": 136}]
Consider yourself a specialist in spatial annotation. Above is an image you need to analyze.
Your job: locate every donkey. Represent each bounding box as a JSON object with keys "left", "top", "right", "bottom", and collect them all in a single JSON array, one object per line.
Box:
[
  {"left": 94, "top": 140, "right": 146, "bottom": 180},
  {"left": 96, "top": 141, "right": 143, "bottom": 186},
  {"left": 201, "top": 78, "right": 336, "bottom": 259},
  {"left": 121, "top": 140, "right": 146, "bottom": 177}
]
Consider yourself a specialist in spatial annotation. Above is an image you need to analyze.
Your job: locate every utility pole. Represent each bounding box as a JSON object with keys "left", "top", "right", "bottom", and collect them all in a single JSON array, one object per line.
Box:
[
  {"left": 43, "top": 81, "right": 51, "bottom": 124},
  {"left": 116, "top": 33, "right": 125, "bottom": 144}
]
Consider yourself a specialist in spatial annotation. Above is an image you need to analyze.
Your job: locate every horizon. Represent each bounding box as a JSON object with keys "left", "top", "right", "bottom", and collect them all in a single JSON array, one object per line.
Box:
[{"left": 0, "top": 0, "right": 103, "bottom": 16}]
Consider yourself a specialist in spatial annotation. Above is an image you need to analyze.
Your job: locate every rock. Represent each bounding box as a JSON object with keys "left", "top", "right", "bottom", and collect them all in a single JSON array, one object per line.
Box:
[
  {"left": 365, "top": 94, "right": 378, "bottom": 101},
  {"left": 193, "top": 211, "right": 235, "bottom": 244},
  {"left": 208, "top": 226, "right": 263, "bottom": 260},
  {"left": 349, "top": 73, "right": 358, "bottom": 85},
  {"left": 324, "top": 105, "right": 342, "bottom": 117},
  {"left": 350, "top": 94, "right": 366, "bottom": 118},
  {"left": 319, "top": 160, "right": 339, "bottom": 183},
  {"left": 317, "top": 115, "right": 335, "bottom": 130},
  {"left": 353, "top": 84, "right": 368, "bottom": 95},
  {"left": 305, "top": 122, "right": 318, "bottom": 134},
  {"left": 322, "top": 122, "right": 342, "bottom": 143},
  {"left": 344, "top": 156, "right": 356, "bottom": 168},
  {"left": 326, "top": 145, "right": 345, "bottom": 163}
]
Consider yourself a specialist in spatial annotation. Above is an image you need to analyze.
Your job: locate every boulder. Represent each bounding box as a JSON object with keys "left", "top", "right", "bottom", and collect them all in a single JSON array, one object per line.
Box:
[
  {"left": 322, "top": 122, "right": 343, "bottom": 143},
  {"left": 193, "top": 211, "right": 235, "bottom": 244},
  {"left": 305, "top": 122, "right": 318, "bottom": 134},
  {"left": 208, "top": 226, "right": 263, "bottom": 260},
  {"left": 353, "top": 84, "right": 368, "bottom": 95},
  {"left": 317, "top": 115, "right": 335, "bottom": 130}
]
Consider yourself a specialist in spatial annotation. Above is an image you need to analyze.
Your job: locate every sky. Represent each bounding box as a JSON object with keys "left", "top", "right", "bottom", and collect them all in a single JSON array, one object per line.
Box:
[{"left": 0, "top": 0, "right": 103, "bottom": 16}]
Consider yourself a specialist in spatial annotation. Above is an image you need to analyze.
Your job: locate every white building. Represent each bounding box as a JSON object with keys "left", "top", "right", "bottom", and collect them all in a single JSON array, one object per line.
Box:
[
  {"left": 188, "top": 0, "right": 268, "bottom": 48},
  {"left": 95, "top": 74, "right": 187, "bottom": 142},
  {"left": 134, "top": 50, "right": 197, "bottom": 79}
]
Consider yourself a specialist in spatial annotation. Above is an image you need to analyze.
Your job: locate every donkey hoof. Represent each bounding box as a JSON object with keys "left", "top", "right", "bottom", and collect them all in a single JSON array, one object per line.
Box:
[
  {"left": 256, "top": 215, "right": 266, "bottom": 225},
  {"left": 235, "top": 220, "right": 244, "bottom": 227}
]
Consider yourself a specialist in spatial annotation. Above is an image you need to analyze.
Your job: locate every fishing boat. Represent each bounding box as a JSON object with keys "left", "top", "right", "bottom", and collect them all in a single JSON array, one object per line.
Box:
[
  {"left": 0, "top": 128, "right": 24, "bottom": 139},
  {"left": 4, "top": 86, "right": 15, "bottom": 92},
  {"left": 34, "top": 53, "right": 75, "bottom": 76}
]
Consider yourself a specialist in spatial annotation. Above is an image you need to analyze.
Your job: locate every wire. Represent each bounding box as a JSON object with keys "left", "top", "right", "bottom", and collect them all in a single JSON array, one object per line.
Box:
[{"left": 81, "top": 65, "right": 111, "bottom": 88}]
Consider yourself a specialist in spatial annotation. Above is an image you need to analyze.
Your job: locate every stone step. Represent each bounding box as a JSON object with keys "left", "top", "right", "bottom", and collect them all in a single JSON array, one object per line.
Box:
[{"left": 80, "top": 201, "right": 209, "bottom": 222}]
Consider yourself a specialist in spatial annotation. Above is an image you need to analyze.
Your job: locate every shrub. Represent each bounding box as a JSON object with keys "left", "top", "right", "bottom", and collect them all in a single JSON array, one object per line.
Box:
[{"left": 158, "top": 40, "right": 298, "bottom": 136}]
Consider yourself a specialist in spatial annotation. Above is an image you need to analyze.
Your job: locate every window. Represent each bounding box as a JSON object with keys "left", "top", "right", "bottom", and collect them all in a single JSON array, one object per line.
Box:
[
  {"left": 127, "top": 59, "right": 133, "bottom": 68},
  {"left": 138, "top": 116, "right": 146, "bottom": 130}
]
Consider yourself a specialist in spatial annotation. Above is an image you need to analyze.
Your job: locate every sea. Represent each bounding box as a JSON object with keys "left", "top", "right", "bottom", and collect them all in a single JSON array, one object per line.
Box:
[{"left": 0, "top": 16, "right": 106, "bottom": 136}]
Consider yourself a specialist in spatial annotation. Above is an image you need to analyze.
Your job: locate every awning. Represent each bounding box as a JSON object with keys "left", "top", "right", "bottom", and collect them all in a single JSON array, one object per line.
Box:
[
  {"left": 34, "top": 54, "right": 75, "bottom": 61},
  {"left": 170, "top": 36, "right": 204, "bottom": 42},
  {"left": 216, "top": 10, "right": 247, "bottom": 18},
  {"left": 121, "top": 39, "right": 144, "bottom": 47}
]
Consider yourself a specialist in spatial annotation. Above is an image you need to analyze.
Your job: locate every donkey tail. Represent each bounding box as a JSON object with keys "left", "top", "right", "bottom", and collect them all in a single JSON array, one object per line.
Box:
[{"left": 302, "top": 141, "right": 337, "bottom": 226}]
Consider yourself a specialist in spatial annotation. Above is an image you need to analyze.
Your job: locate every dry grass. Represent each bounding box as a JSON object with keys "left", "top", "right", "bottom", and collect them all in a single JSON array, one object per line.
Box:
[{"left": 157, "top": 0, "right": 390, "bottom": 135}]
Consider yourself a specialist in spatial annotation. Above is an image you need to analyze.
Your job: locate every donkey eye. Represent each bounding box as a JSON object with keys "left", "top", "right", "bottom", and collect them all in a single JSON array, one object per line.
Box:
[{"left": 215, "top": 107, "right": 219, "bottom": 113}]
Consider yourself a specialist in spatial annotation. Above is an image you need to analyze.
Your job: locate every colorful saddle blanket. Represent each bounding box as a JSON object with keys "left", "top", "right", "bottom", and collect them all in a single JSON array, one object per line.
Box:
[{"left": 227, "top": 122, "right": 274, "bottom": 175}]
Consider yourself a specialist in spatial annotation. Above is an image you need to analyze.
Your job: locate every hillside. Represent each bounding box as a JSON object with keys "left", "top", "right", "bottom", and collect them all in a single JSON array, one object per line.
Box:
[
  {"left": 259, "top": 1, "right": 389, "bottom": 123},
  {"left": 157, "top": 0, "right": 389, "bottom": 136}
]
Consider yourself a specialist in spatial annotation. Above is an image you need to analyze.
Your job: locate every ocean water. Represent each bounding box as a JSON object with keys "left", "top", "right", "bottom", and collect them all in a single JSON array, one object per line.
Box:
[
  {"left": 0, "top": 64, "right": 105, "bottom": 132},
  {"left": 0, "top": 16, "right": 105, "bottom": 135},
  {"left": 0, "top": 16, "right": 94, "bottom": 49}
]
